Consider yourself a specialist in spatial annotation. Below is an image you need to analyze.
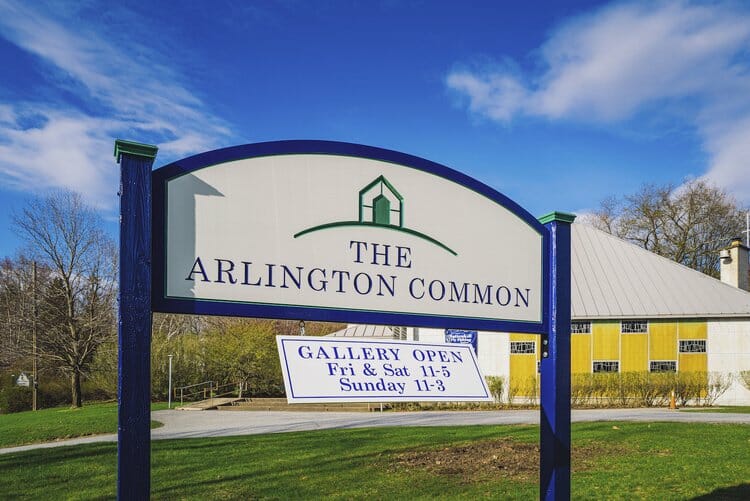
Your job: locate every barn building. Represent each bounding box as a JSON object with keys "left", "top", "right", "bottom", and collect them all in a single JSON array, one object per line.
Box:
[{"left": 339, "top": 223, "right": 750, "bottom": 405}]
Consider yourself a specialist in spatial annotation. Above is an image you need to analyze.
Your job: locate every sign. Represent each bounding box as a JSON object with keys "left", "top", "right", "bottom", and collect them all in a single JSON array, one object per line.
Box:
[
  {"left": 277, "top": 336, "right": 492, "bottom": 402},
  {"left": 445, "top": 329, "right": 478, "bottom": 353},
  {"left": 153, "top": 141, "right": 547, "bottom": 332},
  {"left": 15, "top": 372, "right": 30, "bottom": 387},
  {"left": 117, "top": 139, "right": 570, "bottom": 500}
]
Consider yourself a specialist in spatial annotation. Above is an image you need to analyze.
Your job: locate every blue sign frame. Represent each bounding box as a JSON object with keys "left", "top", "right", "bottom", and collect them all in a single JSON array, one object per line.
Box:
[
  {"left": 116, "top": 139, "right": 572, "bottom": 501},
  {"left": 151, "top": 140, "right": 550, "bottom": 334}
]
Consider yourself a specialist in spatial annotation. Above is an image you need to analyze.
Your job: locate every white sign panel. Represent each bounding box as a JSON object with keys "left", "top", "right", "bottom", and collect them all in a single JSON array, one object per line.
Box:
[
  {"left": 160, "top": 148, "right": 544, "bottom": 327},
  {"left": 277, "top": 336, "right": 492, "bottom": 402}
]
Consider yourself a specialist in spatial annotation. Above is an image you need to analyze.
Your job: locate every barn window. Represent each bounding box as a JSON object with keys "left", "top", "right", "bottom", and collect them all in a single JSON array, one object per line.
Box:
[
  {"left": 621, "top": 320, "right": 648, "bottom": 333},
  {"left": 571, "top": 321, "right": 591, "bottom": 334},
  {"left": 592, "top": 361, "right": 619, "bottom": 373},
  {"left": 678, "top": 340, "right": 706, "bottom": 353},
  {"left": 649, "top": 361, "right": 677, "bottom": 372},
  {"left": 510, "top": 341, "right": 535, "bottom": 354}
]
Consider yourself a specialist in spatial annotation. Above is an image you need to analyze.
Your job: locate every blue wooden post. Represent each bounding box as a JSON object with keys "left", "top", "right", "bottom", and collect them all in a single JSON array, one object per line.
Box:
[
  {"left": 115, "top": 139, "right": 158, "bottom": 500},
  {"left": 538, "top": 211, "right": 575, "bottom": 501}
]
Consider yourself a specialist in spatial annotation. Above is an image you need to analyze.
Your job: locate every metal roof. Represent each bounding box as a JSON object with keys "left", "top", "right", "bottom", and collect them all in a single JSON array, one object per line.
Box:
[
  {"left": 327, "top": 324, "right": 396, "bottom": 337},
  {"left": 572, "top": 223, "right": 750, "bottom": 319}
]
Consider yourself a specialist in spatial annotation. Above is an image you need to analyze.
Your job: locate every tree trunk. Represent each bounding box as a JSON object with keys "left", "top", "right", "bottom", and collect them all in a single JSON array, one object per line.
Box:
[{"left": 71, "top": 370, "right": 83, "bottom": 408}]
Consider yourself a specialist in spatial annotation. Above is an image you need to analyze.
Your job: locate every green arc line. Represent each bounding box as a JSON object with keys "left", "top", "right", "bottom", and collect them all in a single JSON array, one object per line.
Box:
[{"left": 294, "top": 221, "right": 457, "bottom": 256}]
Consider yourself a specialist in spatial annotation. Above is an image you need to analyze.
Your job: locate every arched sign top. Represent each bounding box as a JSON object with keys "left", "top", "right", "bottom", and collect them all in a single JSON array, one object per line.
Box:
[
  {"left": 152, "top": 140, "right": 550, "bottom": 333},
  {"left": 156, "top": 140, "right": 547, "bottom": 234}
]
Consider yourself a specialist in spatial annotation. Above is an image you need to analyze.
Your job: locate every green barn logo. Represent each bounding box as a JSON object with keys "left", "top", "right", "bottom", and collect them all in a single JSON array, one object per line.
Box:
[
  {"left": 358, "top": 175, "right": 404, "bottom": 226},
  {"left": 295, "top": 176, "right": 456, "bottom": 255}
]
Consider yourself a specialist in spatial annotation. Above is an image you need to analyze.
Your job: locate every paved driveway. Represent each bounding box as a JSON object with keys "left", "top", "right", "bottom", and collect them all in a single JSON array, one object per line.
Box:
[{"left": 1, "top": 407, "right": 748, "bottom": 455}]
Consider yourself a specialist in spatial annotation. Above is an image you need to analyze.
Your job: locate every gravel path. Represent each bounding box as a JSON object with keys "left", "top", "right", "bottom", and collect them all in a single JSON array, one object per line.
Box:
[{"left": 1, "top": 407, "right": 747, "bottom": 455}]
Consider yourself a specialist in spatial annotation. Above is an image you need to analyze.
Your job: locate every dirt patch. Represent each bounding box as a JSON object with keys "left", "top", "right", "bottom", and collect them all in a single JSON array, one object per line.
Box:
[{"left": 388, "top": 438, "right": 627, "bottom": 484}]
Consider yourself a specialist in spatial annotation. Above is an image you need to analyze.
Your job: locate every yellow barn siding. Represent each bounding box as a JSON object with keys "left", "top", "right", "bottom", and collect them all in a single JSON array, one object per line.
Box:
[
  {"left": 678, "top": 321, "right": 707, "bottom": 340},
  {"left": 650, "top": 322, "right": 677, "bottom": 360},
  {"left": 592, "top": 322, "right": 619, "bottom": 361},
  {"left": 505, "top": 320, "right": 705, "bottom": 388},
  {"left": 509, "top": 333, "right": 538, "bottom": 397},
  {"left": 509, "top": 355, "right": 538, "bottom": 394},
  {"left": 571, "top": 334, "right": 591, "bottom": 373},
  {"left": 509, "top": 333, "right": 537, "bottom": 343},
  {"left": 620, "top": 334, "right": 647, "bottom": 372},
  {"left": 679, "top": 353, "right": 707, "bottom": 373}
]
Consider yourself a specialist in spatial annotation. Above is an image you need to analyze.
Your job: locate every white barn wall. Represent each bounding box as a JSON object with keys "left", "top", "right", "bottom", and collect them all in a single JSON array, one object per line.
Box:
[
  {"left": 476, "top": 331, "right": 510, "bottom": 380},
  {"left": 415, "top": 327, "right": 443, "bottom": 344},
  {"left": 708, "top": 320, "right": 750, "bottom": 405},
  {"left": 409, "top": 328, "right": 509, "bottom": 380}
]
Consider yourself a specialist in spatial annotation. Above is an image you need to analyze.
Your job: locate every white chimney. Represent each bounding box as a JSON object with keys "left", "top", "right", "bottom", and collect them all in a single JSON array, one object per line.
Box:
[{"left": 720, "top": 238, "right": 749, "bottom": 292}]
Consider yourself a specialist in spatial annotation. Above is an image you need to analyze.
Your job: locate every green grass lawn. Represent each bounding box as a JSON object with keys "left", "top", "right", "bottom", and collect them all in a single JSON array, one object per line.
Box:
[
  {"left": 0, "top": 422, "right": 748, "bottom": 499},
  {"left": 0, "top": 402, "right": 167, "bottom": 448},
  {"left": 680, "top": 406, "right": 750, "bottom": 414}
]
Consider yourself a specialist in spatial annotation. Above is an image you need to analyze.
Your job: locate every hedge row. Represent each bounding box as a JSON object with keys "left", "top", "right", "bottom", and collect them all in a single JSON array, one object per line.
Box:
[{"left": 488, "top": 371, "right": 734, "bottom": 407}]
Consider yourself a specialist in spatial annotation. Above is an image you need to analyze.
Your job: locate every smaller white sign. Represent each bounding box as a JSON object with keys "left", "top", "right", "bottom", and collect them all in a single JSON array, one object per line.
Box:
[
  {"left": 15, "top": 372, "right": 30, "bottom": 387},
  {"left": 277, "top": 336, "right": 492, "bottom": 403}
]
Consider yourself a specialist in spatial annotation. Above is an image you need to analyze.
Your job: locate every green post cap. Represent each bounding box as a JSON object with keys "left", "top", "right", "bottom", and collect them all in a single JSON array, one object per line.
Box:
[
  {"left": 114, "top": 139, "right": 158, "bottom": 163},
  {"left": 538, "top": 211, "right": 576, "bottom": 224}
]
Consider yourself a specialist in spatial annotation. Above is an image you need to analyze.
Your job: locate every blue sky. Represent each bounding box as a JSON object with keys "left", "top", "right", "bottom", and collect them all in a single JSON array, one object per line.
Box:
[{"left": 0, "top": 0, "right": 749, "bottom": 258}]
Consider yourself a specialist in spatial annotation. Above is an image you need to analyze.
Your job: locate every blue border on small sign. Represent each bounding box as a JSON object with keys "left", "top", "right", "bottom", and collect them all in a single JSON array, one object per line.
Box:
[{"left": 151, "top": 140, "right": 550, "bottom": 334}]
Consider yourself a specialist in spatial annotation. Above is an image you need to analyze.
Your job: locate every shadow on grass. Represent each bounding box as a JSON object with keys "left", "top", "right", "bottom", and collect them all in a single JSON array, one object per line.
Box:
[
  {"left": 690, "top": 484, "right": 750, "bottom": 500},
  {"left": 0, "top": 443, "right": 115, "bottom": 467},
  {"left": 149, "top": 428, "right": 542, "bottom": 498},
  {"left": 150, "top": 443, "right": 403, "bottom": 498}
]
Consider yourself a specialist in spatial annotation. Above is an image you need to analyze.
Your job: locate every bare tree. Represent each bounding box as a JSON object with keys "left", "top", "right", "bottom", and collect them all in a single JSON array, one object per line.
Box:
[
  {"left": 586, "top": 180, "right": 747, "bottom": 278},
  {"left": 153, "top": 313, "right": 207, "bottom": 340},
  {"left": 0, "top": 257, "right": 53, "bottom": 370},
  {"left": 12, "top": 191, "right": 116, "bottom": 407},
  {"left": 0, "top": 257, "right": 32, "bottom": 370}
]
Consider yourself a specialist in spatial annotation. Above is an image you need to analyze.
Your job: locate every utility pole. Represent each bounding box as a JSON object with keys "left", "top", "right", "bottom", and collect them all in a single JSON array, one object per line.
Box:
[
  {"left": 32, "top": 261, "right": 38, "bottom": 412},
  {"left": 167, "top": 354, "right": 173, "bottom": 409}
]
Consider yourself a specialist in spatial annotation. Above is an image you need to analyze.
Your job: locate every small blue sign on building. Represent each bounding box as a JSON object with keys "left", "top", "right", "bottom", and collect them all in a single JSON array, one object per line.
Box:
[{"left": 445, "top": 329, "right": 478, "bottom": 354}]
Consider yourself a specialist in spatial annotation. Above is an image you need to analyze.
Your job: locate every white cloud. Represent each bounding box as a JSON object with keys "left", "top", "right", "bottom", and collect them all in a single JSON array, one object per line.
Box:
[
  {"left": 0, "top": 0, "right": 235, "bottom": 210},
  {"left": 446, "top": 70, "right": 527, "bottom": 122},
  {"left": 446, "top": 0, "right": 750, "bottom": 203},
  {"left": 0, "top": 104, "right": 14, "bottom": 125},
  {"left": 700, "top": 115, "right": 750, "bottom": 201},
  {"left": 0, "top": 109, "right": 121, "bottom": 209}
]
